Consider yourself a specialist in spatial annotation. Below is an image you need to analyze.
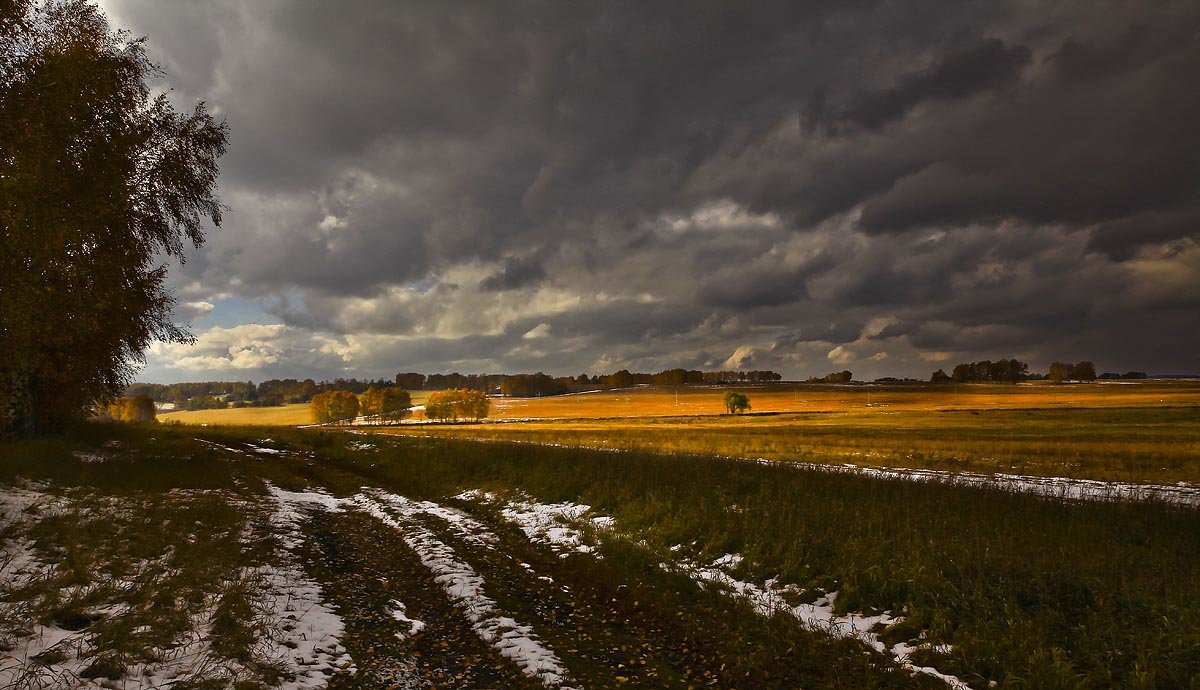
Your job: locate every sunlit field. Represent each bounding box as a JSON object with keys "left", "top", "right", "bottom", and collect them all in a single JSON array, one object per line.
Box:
[
  {"left": 484, "top": 380, "right": 1200, "bottom": 419},
  {"left": 159, "top": 402, "right": 314, "bottom": 426},
  {"left": 154, "top": 382, "right": 1200, "bottom": 483},
  {"left": 160, "top": 392, "right": 433, "bottom": 426},
  {"left": 2, "top": 424, "right": 1198, "bottom": 689},
  {"left": 364, "top": 382, "right": 1200, "bottom": 484}
]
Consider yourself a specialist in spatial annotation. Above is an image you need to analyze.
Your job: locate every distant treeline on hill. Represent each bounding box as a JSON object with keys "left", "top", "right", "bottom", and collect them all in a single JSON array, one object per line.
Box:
[
  {"left": 128, "top": 368, "right": 784, "bottom": 405},
  {"left": 126, "top": 377, "right": 397, "bottom": 408},
  {"left": 929, "top": 359, "right": 1031, "bottom": 384},
  {"left": 400, "top": 368, "right": 783, "bottom": 396},
  {"left": 929, "top": 359, "right": 1147, "bottom": 384}
]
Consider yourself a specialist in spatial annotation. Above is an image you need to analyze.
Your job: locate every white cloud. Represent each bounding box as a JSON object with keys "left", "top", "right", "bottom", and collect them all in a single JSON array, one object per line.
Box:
[
  {"left": 175, "top": 300, "right": 215, "bottom": 323},
  {"left": 723, "top": 345, "right": 758, "bottom": 369},
  {"left": 827, "top": 345, "right": 855, "bottom": 365},
  {"left": 861, "top": 316, "right": 898, "bottom": 339},
  {"left": 522, "top": 323, "right": 552, "bottom": 339},
  {"left": 145, "top": 323, "right": 352, "bottom": 376}
]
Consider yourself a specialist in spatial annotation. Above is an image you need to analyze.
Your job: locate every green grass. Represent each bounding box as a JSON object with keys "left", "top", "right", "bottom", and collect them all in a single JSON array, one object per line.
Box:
[{"left": 3, "top": 422, "right": 1199, "bottom": 689}]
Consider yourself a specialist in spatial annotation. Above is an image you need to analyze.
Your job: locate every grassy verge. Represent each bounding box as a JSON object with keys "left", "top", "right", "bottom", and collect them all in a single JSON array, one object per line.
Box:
[
  {"left": 237, "top": 425, "right": 1200, "bottom": 688},
  {"left": 5, "top": 423, "right": 1199, "bottom": 688}
]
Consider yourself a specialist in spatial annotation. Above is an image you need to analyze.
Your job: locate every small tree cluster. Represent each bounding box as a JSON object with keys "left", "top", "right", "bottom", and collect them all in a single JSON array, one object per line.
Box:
[
  {"left": 425, "top": 389, "right": 490, "bottom": 422},
  {"left": 105, "top": 395, "right": 155, "bottom": 423},
  {"left": 310, "top": 390, "right": 360, "bottom": 424},
  {"left": 723, "top": 391, "right": 751, "bottom": 414},
  {"left": 949, "top": 359, "right": 1029, "bottom": 384},
  {"left": 1048, "top": 361, "right": 1097, "bottom": 384},
  {"left": 359, "top": 386, "right": 411, "bottom": 424},
  {"left": 808, "top": 371, "right": 853, "bottom": 384}
]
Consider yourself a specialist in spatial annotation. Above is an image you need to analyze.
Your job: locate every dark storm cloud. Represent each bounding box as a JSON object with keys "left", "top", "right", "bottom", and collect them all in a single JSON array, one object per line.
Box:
[
  {"left": 102, "top": 0, "right": 1200, "bottom": 381},
  {"left": 834, "top": 37, "right": 1031, "bottom": 131},
  {"left": 480, "top": 255, "right": 548, "bottom": 292}
]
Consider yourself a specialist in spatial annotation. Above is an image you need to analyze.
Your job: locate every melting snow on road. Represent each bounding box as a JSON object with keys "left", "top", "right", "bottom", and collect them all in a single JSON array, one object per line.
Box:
[
  {"left": 390, "top": 599, "right": 427, "bottom": 639},
  {"left": 353, "top": 491, "right": 580, "bottom": 689},
  {"left": 263, "top": 485, "right": 357, "bottom": 686}
]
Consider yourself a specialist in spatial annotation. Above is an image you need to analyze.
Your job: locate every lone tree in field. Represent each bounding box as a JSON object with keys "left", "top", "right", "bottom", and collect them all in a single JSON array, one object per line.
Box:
[
  {"left": 723, "top": 390, "right": 751, "bottom": 414},
  {"left": 359, "top": 386, "right": 411, "bottom": 424},
  {"left": 425, "top": 389, "right": 490, "bottom": 422},
  {"left": 311, "top": 391, "right": 360, "bottom": 424},
  {"left": 0, "top": 1, "right": 228, "bottom": 436},
  {"left": 1047, "top": 362, "right": 1074, "bottom": 384},
  {"left": 1072, "top": 361, "right": 1097, "bottom": 382}
]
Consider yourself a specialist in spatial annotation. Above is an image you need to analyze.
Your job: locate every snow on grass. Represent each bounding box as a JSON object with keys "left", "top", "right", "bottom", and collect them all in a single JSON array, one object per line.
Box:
[
  {"left": 444, "top": 490, "right": 965, "bottom": 687},
  {"left": 677, "top": 554, "right": 969, "bottom": 689},
  {"left": 352, "top": 492, "right": 579, "bottom": 689},
  {"left": 194, "top": 438, "right": 249, "bottom": 455},
  {"left": 0, "top": 483, "right": 60, "bottom": 591},
  {"left": 455, "top": 490, "right": 612, "bottom": 557},
  {"left": 753, "top": 458, "right": 1200, "bottom": 507},
  {"left": 0, "top": 484, "right": 81, "bottom": 689}
]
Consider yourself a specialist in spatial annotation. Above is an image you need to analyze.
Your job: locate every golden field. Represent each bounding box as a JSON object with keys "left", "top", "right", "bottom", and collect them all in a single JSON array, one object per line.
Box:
[
  {"left": 157, "top": 381, "right": 1200, "bottom": 483},
  {"left": 374, "top": 381, "right": 1200, "bottom": 484},
  {"left": 484, "top": 380, "right": 1200, "bottom": 419},
  {"left": 159, "top": 392, "right": 434, "bottom": 425}
]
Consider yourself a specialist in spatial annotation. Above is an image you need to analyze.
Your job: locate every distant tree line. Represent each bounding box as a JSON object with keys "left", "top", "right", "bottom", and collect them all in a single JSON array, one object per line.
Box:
[
  {"left": 126, "top": 377, "right": 401, "bottom": 408},
  {"left": 1047, "top": 361, "right": 1096, "bottom": 383},
  {"left": 807, "top": 371, "right": 853, "bottom": 384},
  {"left": 1098, "top": 371, "right": 1147, "bottom": 380},
  {"left": 396, "top": 368, "right": 782, "bottom": 395},
  {"left": 934, "top": 359, "right": 1031, "bottom": 384},
  {"left": 927, "top": 359, "right": 1137, "bottom": 384}
]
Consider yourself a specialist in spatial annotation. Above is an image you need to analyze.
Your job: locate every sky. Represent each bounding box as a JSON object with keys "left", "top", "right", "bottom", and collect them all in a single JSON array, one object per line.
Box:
[{"left": 96, "top": 0, "right": 1200, "bottom": 383}]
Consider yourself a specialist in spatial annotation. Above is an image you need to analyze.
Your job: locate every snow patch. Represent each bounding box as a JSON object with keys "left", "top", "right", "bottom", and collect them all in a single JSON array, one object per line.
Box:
[
  {"left": 390, "top": 599, "right": 426, "bottom": 639},
  {"left": 352, "top": 493, "right": 579, "bottom": 689},
  {"left": 753, "top": 458, "right": 1200, "bottom": 506},
  {"left": 677, "top": 554, "right": 968, "bottom": 689},
  {"left": 457, "top": 490, "right": 612, "bottom": 557},
  {"left": 264, "top": 484, "right": 357, "bottom": 685}
]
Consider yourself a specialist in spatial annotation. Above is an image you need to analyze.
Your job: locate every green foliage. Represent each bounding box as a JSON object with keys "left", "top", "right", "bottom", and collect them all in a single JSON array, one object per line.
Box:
[
  {"left": 722, "top": 390, "right": 751, "bottom": 414},
  {"left": 425, "top": 388, "right": 490, "bottom": 422},
  {"left": 0, "top": 1, "right": 227, "bottom": 436}
]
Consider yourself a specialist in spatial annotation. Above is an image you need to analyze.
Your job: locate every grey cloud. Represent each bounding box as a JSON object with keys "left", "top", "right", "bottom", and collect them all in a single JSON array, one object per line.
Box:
[
  {"left": 98, "top": 0, "right": 1200, "bottom": 381},
  {"left": 480, "top": 255, "right": 548, "bottom": 292},
  {"left": 835, "top": 37, "right": 1031, "bottom": 131}
]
